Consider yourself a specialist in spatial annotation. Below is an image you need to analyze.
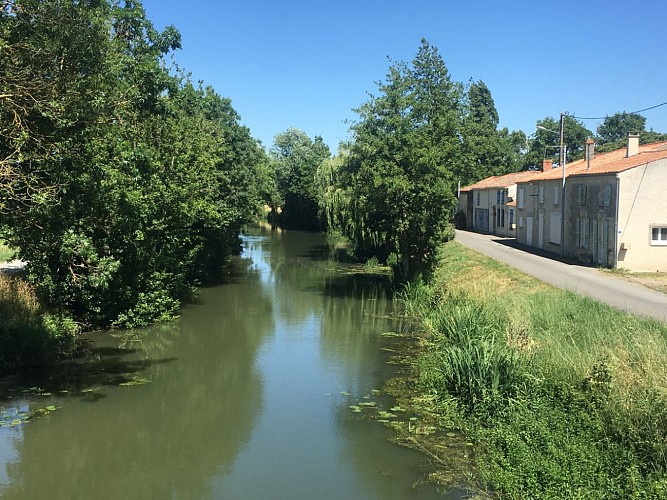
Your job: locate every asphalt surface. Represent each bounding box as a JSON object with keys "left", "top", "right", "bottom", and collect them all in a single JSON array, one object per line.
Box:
[{"left": 455, "top": 230, "right": 667, "bottom": 324}]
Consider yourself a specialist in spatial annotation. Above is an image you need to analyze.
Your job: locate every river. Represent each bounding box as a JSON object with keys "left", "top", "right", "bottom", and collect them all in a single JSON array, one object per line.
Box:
[{"left": 0, "top": 226, "right": 460, "bottom": 499}]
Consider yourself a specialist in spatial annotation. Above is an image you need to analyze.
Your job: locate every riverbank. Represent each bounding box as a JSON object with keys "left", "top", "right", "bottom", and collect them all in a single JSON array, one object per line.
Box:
[
  {"left": 389, "top": 241, "right": 667, "bottom": 498},
  {"left": 0, "top": 271, "right": 78, "bottom": 373}
]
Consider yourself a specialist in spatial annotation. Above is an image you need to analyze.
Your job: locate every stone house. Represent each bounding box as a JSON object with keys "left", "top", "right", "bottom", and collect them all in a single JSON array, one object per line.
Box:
[
  {"left": 515, "top": 135, "right": 667, "bottom": 271},
  {"left": 458, "top": 170, "right": 543, "bottom": 237}
]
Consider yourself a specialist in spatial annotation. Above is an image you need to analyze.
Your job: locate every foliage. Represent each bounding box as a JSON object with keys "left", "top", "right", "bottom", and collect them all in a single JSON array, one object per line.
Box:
[
  {"left": 0, "top": 273, "right": 77, "bottom": 373},
  {"left": 459, "top": 80, "right": 526, "bottom": 183},
  {"left": 331, "top": 39, "right": 462, "bottom": 279},
  {"left": 523, "top": 114, "right": 593, "bottom": 169},
  {"left": 416, "top": 296, "right": 524, "bottom": 413},
  {"left": 596, "top": 111, "right": 667, "bottom": 152},
  {"left": 270, "top": 128, "right": 330, "bottom": 230},
  {"left": 0, "top": 239, "right": 14, "bottom": 261},
  {"left": 0, "top": 0, "right": 268, "bottom": 328},
  {"left": 597, "top": 112, "right": 646, "bottom": 143},
  {"left": 399, "top": 241, "right": 667, "bottom": 497}
]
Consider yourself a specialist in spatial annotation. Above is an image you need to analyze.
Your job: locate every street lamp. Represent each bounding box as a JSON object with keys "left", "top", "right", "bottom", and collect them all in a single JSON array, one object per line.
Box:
[{"left": 536, "top": 113, "right": 566, "bottom": 257}]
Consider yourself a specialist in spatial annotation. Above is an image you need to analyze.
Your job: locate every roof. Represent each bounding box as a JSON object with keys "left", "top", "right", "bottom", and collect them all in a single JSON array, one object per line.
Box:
[
  {"left": 460, "top": 170, "right": 543, "bottom": 192},
  {"left": 519, "top": 141, "right": 667, "bottom": 183}
]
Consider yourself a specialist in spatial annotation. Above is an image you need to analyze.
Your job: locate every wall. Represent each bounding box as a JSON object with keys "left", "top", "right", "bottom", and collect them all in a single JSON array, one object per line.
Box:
[
  {"left": 564, "top": 174, "right": 617, "bottom": 267},
  {"left": 516, "top": 180, "right": 563, "bottom": 254},
  {"left": 616, "top": 159, "right": 667, "bottom": 271}
]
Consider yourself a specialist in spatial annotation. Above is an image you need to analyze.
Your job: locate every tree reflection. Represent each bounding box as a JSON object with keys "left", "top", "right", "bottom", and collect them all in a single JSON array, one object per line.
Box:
[{"left": 0, "top": 252, "right": 274, "bottom": 499}]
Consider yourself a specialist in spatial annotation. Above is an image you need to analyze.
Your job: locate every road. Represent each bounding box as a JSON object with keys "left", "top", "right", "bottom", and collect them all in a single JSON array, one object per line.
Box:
[{"left": 455, "top": 230, "right": 667, "bottom": 324}]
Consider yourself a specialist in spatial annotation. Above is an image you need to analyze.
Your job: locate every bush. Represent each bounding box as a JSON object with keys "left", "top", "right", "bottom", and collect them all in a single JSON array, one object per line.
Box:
[{"left": 0, "top": 274, "right": 77, "bottom": 373}]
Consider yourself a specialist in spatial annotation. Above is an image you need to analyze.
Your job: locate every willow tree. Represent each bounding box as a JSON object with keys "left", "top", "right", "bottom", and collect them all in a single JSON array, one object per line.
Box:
[{"left": 345, "top": 39, "right": 462, "bottom": 279}]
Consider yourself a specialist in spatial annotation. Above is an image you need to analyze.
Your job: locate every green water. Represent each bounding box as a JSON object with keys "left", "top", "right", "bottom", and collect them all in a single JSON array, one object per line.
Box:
[{"left": 0, "top": 226, "right": 459, "bottom": 499}]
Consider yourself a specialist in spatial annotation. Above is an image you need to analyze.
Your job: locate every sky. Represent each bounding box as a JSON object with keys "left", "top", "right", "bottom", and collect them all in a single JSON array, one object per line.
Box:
[{"left": 141, "top": 0, "right": 667, "bottom": 152}]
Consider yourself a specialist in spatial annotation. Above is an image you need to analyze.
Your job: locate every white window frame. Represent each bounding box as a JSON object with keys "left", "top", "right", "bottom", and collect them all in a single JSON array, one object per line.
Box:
[
  {"left": 650, "top": 225, "right": 667, "bottom": 246},
  {"left": 554, "top": 185, "right": 560, "bottom": 206}
]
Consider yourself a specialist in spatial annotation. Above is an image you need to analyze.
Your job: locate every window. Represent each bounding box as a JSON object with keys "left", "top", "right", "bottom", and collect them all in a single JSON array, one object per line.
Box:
[
  {"left": 599, "top": 185, "right": 612, "bottom": 208},
  {"left": 509, "top": 209, "right": 515, "bottom": 228},
  {"left": 549, "top": 212, "right": 561, "bottom": 244},
  {"left": 518, "top": 188, "right": 525, "bottom": 210},
  {"left": 538, "top": 185, "right": 545, "bottom": 204},
  {"left": 497, "top": 190, "right": 501, "bottom": 205},
  {"left": 576, "top": 217, "right": 589, "bottom": 249},
  {"left": 501, "top": 209, "right": 505, "bottom": 228},
  {"left": 554, "top": 185, "right": 560, "bottom": 206},
  {"left": 476, "top": 192, "right": 480, "bottom": 206},
  {"left": 577, "top": 184, "right": 588, "bottom": 205},
  {"left": 496, "top": 207, "right": 501, "bottom": 227},
  {"left": 501, "top": 190, "right": 506, "bottom": 205},
  {"left": 651, "top": 226, "right": 667, "bottom": 246}
]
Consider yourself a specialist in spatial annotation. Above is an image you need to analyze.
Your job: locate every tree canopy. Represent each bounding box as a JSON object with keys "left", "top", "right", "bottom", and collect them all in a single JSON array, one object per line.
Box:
[
  {"left": 0, "top": 0, "right": 269, "bottom": 328},
  {"left": 270, "top": 128, "right": 330, "bottom": 230},
  {"left": 322, "top": 40, "right": 461, "bottom": 279},
  {"left": 523, "top": 115, "right": 592, "bottom": 169}
]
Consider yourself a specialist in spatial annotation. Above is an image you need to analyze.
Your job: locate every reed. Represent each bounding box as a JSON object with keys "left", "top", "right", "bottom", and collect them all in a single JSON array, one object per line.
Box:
[
  {"left": 0, "top": 273, "right": 77, "bottom": 373},
  {"left": 400, "top": 241, "right": 667, "bottom": 497}
]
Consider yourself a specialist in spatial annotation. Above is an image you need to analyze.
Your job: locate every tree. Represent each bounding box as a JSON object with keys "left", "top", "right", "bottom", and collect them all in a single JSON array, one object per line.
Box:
[
  {"left": 460, "top": 80, "right": 524, "bottom": 182},
  {"left": 1, "top": 0, "right": 266, "bottom": 328},
  {"left": 523, "top": 115, "right": 592, "bottom": 170},
  {"left": 343, "top": 39, "right": 461, "bottom": 279},
  {"left": 270, "top": 128, "right": 330, "bottom": 230},
  {"left": 597, "top": 112, "right": 646, "bottom": 144}
]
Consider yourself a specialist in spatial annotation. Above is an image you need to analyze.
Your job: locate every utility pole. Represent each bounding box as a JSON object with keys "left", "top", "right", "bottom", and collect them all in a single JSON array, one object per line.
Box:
[{"left": 559, "top": 112, "right": 566, "bottom": 258}]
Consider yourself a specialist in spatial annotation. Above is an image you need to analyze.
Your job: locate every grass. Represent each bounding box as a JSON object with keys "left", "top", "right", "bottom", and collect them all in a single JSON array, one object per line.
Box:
[
  {"left": 0, "top": 273, "right": 78, "bottom": 373},
  {"left": 0, "top": 239, "right": 15, "bottom": 262},
  {"left": 393, "top": 241, "right": 667, "bottom": 498},
  {"left": 602, "top": 268, "right": 667, "bottom": 295}
]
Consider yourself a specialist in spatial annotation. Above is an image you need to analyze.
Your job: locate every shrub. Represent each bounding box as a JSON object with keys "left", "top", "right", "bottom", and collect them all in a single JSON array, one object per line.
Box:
[{"left": 0, "top": 274, "right": 77, "bottom": 373}]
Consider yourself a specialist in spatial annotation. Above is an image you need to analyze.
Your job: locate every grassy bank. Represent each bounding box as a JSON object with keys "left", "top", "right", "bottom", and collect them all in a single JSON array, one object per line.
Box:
[
  {"left": 395, "top": 242, "right": 667, "bottom": 498},
  {"left": 0, "top": 273, "right": 78, "bottom": 373}
]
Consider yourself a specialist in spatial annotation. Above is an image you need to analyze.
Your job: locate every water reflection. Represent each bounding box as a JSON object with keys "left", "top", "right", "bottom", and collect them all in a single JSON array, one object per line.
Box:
[
  {"left": 0, "top": 254, "right": 272, "bottom": 499},
  {"left": 0, "top": 226, "right": 451, "bottom": 499}
]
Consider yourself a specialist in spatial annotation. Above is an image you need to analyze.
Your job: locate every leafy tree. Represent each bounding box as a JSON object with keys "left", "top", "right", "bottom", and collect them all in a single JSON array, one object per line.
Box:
[
  {"left": 460, "top": 80, "right": 525, "bottom": 182},
  {"left": 523, "top": 115, "right": 592, "bottom": 169},
  {"left": 1, "top": 0, "right": 266, "bottom": 328},
  {"left": 270, "top": 128, "right": 330, "bottom": 230},
  {"left": 597, "top": 112, "right": 646, "bottom": 144},
  {"left": 343, "top": 39, "right": 460, "bottom": 279},
  {"left": 595, "top": 112, "right": 667, "bottom": 152}
]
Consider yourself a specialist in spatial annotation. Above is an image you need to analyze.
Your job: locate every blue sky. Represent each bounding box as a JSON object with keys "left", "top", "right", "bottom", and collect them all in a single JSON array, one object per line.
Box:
[{"left": 142, "top": 0, "right": 667, "bottom": 152}]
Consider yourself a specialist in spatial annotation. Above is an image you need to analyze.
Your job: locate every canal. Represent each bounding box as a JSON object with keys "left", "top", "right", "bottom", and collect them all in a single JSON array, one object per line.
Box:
[{"left": 0, "top": 226, "right": 458, "bottom": 499}]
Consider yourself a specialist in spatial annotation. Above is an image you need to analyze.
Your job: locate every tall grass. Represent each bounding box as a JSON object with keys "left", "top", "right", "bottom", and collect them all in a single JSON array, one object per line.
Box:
[
  {"left": 0, "top": 273, "right": 77, "bottom": 373},
  {"left": 400, "top": 242, "right": 667, "bottom": 497}
]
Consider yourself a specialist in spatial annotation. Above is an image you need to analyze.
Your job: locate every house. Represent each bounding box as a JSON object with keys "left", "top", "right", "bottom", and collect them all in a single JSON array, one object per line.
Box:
[
  {"left": 515, "top": 135, "right": 667, "bottom": 271},
  {"left": 458, "top": 170, "right": 543, "bottom": 237}
]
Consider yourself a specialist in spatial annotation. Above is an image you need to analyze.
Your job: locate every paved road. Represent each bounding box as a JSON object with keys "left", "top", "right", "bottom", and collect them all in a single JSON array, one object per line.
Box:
[{"left": 455, "top": 230, "right": 667, "bottom": 323}]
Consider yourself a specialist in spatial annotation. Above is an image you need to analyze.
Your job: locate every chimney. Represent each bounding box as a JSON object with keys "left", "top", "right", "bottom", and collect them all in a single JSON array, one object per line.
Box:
[
  {"left": 542, "top": 159, "right": 553, "bottom": 172},
  {"left": 585, "top": 138, "right": 595, "bottom": 170},
  {"left": 627, "top": 133, "right": 640, "bottom": 158}
]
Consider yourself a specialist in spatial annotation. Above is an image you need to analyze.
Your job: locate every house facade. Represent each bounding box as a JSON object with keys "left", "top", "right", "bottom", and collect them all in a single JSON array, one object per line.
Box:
[
  {"left": 458, "top": 170, "right": 542, "bottom": 237},
  {"left": 516, "top": 136, "right": 667, "bottom": 271}
]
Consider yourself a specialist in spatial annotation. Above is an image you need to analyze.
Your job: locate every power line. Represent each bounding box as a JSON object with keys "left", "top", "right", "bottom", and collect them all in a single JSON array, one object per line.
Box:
[{"left": 572, "top": 100, "right": 667, "bottom": 121}]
